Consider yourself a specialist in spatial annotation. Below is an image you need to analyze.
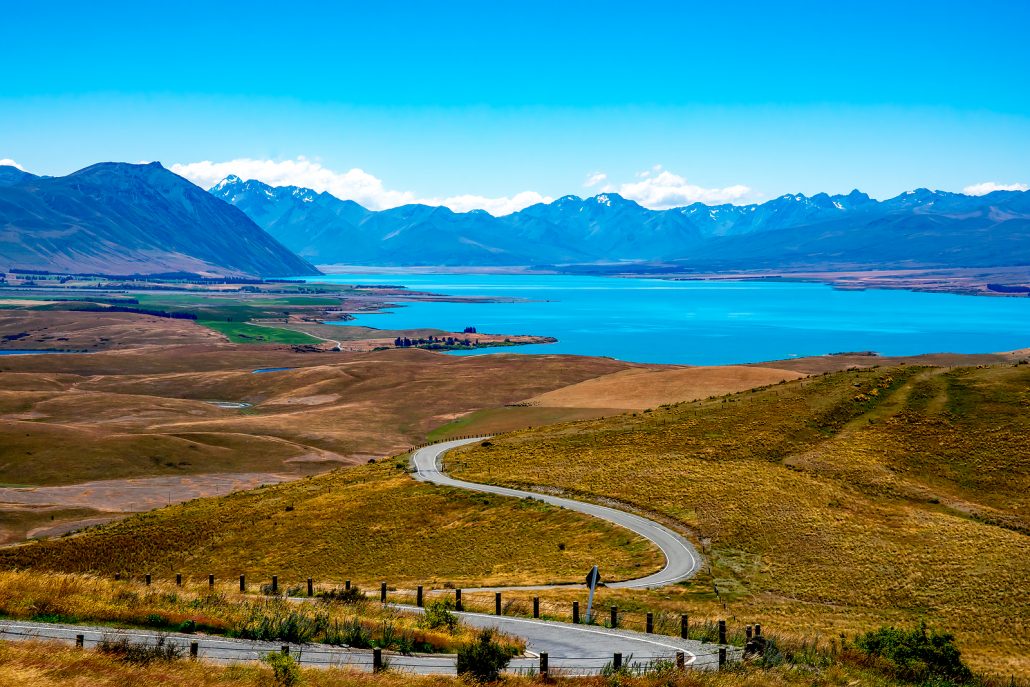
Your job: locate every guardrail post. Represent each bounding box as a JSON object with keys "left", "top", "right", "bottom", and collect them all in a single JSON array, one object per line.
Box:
[
  {"left": 719, "top": 647, "right": 726, "bottom": 668},
  {"left": 539, "top": 652, "right": 548, "bottom": 677},
  {"left": 190, "top": 641, "right": 198, "bottom": 658},
  {"left": 572, "top": 601, "right": 579, "bottom": 624},
  {"left": 208, "top": 574, "right": 214, "bottom": 589},
  {"left": 646, "top": 612, "right": 654, "bottom": 633},
  {"left": 75, "top": 634, "right": 84, "bottom": 649},
  {"left": 455, "top": 588, "right": 462, "bottom": 611},
  {"left": 145, "top": 573, "right": 151, "bottom": 586},
  {"left": 611, "top": 605, "right": 618, "bottom": 628},
  {"left": 613, "top": 652, "right": 622, "bottom": 670},
  {"left": 533, "top": 596, "right": 539, "bottom": 618},
  {"left": 307, "top": 578, "right": 313, "bottom": 596},
  {"left": 718, "top": 619, "right": 727, "bottom": 644},
  {"left": 417, "top": 585, "right": 423, "bottom": 607},
  {"left": 373, "top": 647, "right": 383, "bottom": 672},
  {"left": 681, "top": 613, "right": 688, "bottom": 639},
  {"left": 381, "top": 582, "right": 387, "bottom": 603},
  {"left": 495, "top": 592, "right": 502, "bottom": 615},
  {"left": 176, "top": 573, "right": 182, "bottom": 587},
  {"left": 676, "top": 651, "right": 685, "bottom": 670},
  {"left": 239, "top": 574, "right": 246, "bottom": 592},
  {"left": 272, "top": 576, "right": 278, "bottom": 594}
]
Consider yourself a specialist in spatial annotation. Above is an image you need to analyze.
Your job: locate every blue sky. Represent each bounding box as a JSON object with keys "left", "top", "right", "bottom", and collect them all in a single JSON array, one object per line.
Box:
[{"left": 2, "top": 0, "right": 1029, "bottom": 213}]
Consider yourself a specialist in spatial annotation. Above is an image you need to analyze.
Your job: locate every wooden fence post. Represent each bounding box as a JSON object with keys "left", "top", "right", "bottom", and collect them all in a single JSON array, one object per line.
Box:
[
  {"left": 345, "top": 580, "right": 351, "bottom": 591},
  {"left": 190, "top": 641, "right": 198, "bottom": 658},
  {"left": 539, "top": 652, "right": 548, "bottom": 677},
  {"left": 272, "top": 576, "right": 278, "bottom": 594},
  {"left": 681, "top": 614, "right": 688, "bottom": 639},
  {"left": 239, "top": 574, "right": 245, "bottom": 592},
  {"left": 417, "top": 585, "right": 423, "bottom": 607},
  {"left": 114, "top": 573, "right": 120, "bottom": 582},
  {"left": 75, "top": 634, "right": 84, "bottom": 649},
  {"left": 145, "top": 573, "right": 151, "bottom": 586},
  {"left": 373, "top": 647, "right": 383, "bottom": 672},
  {"left": 613, "top": 653, "right": 622, "bottom": 670},
  {"left": 176, "top": 573, "right": 182, "bottom": 587},
  {"left": 455, "top": 588, "right": 462, "bottom": 611},
  {"left": 208, "top": 574, "right": 214, "bottom": 589},
  {"left": 281, "top": 645, "right": 289, "bottom": 655},
  {"left": 610, "top": 606, "right": 618, "bottom": 628},
  {"left": 718, "top": 619, "right": 727, "bottom": 644},
  {"left": 307, "top": 578, "right": 313, "bottom": 597},
  {"left": 381, "top": 582, "right": 387, "bottom": 603},
  {"left": 646, "top": 612, "right": 654, "bottom": 634},
  {"left": 495, "top": 592, "right": 502, "bottom": 615},
  {"left": 719, "top": 647, "right": 726, "bottom": 668},
  {"left": 533, "top": 596, "right": 539, "bottom": 618},
  {"left": 572, "top": 601, "right": 579, "bottom": 624},
  {"left": 676, "top": 651, "right": 685, "bottom": 670}
]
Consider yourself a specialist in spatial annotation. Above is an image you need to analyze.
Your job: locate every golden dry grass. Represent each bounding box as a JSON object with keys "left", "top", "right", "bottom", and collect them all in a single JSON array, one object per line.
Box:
[
  {"left": 0, "top": 569, "right": 522, "bottom": 654},
  {"left": 0, "top": 461, "right": 662, "bottom": 588},
  {"left": 447, "top": 365, "right": 1030, "bottom": 677},
  {"left": 526, "top": 366, "right": 805, "bottom": 410}
]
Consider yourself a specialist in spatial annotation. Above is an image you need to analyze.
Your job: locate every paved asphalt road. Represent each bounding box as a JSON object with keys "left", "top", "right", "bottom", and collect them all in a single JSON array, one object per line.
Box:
[
  {"left": 0, "top": 439, "right": 725, "bottom": 675},
  {"left": 411, "top": 437, "right": 702, "bottom": 589},
  {"left": 0, "top": 613, "right": 730, "bottom": 675}
]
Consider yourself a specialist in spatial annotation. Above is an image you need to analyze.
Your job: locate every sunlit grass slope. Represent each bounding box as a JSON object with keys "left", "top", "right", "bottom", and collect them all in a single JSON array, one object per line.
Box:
[
  {"left": 447, "top": 365, "right": 1030, "bottom": 676},
  {"left": 0, "top": 461, "right": 661, "bottom": 588}
]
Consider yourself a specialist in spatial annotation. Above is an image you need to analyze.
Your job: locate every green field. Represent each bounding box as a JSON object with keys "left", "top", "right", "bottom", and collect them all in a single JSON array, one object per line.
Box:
[{"left": 195, "top": 319, "right": 323, "bottom": 344}]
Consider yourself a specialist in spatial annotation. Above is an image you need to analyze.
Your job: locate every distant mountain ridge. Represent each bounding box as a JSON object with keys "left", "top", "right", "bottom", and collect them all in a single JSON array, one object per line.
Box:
[
  {"left": 210, "top": 176, "right": 1030, "bottom": 269},
  {"left": 0, "top": 163, "right": 318, "bottom": 277}
]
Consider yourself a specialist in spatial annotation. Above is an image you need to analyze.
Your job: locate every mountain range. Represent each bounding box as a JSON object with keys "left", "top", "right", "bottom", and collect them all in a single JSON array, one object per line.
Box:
[
  {"left": 2, "top": 160, "right": 1028, "bottom": 277},
  {"left": 210, "top": 176, "right": 1030, "bottom": 270},
  {"left": 0, "top": 163, "right": 317, "bottom": 277}
]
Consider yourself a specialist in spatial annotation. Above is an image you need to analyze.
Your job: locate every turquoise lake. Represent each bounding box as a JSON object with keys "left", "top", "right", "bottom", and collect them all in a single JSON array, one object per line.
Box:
[{"left": 313, "top": 274, "right": 1030, "bottom": 366}]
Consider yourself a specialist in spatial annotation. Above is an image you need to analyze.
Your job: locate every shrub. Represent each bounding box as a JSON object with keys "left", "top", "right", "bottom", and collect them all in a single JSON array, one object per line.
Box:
[
  {"left": 97, "top": 635, "right": 183, "bottom": 665},
  {"left": 456, "top": 629, "right": 512, "bottom": 682},
  {"left": 317, "top": 585, "right": 363, "bottom": 604},
  {"left": 262, "top": 651, "right": 301, "bottom": 687},
  {"left": 420, "top": 600, "right": 458, "bottom": 631},
  {"left": 853, "top": 622, "right": 973, "bottom": 684}
]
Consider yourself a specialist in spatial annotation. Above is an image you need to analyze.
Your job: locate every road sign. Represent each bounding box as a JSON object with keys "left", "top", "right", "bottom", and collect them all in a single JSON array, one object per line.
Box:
[{"left": 585, "top": 565, "right": 600, "bottom": 623}]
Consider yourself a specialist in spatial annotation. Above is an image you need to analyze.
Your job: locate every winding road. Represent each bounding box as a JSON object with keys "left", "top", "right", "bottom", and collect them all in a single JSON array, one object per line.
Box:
[
  {"left": 412, "top": 437, "right": 702, "bottom": 589},
  {"left": 0, "top": 439, "right": 728, "bottom": 675}
]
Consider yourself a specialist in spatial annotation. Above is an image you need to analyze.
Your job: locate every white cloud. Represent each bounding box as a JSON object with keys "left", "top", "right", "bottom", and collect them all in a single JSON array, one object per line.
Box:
[
  {"left": 170, "top": 156, "right": 548, "bottom": 216},
  {"left": 0, "top": 158, "right": 25, "bottom": 170},
  {"left": 618, "top": 169, "right": 752, "bottom": 208},
  {"left": 583, "top": 172, "right": 607, "bottom": 188},
  {"left": 170, "top": 157, "right": 417, "bottom": 210},
  {"left": 962, "top": 181, "right": 1029, "bottom": 196},
  {"left": 425, "top": 191, "right": 553, "bottom": 216}
]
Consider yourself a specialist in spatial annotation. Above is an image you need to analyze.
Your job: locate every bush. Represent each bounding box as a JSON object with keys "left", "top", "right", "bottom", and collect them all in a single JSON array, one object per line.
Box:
[
  {"left": 420, "top": 599, "right": 458, "bottom": 631},
  {"left": 853, "top": 622, "right": 973, "bottom": 684},
  {"left": 262, "top": 651, "right": 301, "bottom": 687},
  {"left": 97, "top": 635, "right": 183, "bottom": 665},
  {"left": 456, "top": 629, "right": 512, "bottom": 682},
  {"left": 231, "top": 599, "right": 327, "bottom": 643},
  {"left": 317, "top": 585, "right": 363, "bottom": 604}
]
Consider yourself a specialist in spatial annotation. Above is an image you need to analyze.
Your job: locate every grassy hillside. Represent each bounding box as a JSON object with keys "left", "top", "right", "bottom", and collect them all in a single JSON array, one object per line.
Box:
[
  {"left": 446, "top": 364, "right": 1030, "bottom": 676},
  {"left": 0, "top": 461, "right": 661, "bottom": 588}
]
